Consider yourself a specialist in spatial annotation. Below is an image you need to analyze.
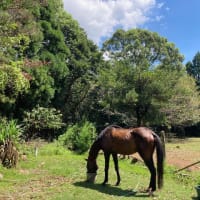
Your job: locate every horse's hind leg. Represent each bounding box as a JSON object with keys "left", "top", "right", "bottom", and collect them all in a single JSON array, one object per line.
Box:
[
  {"left": 112, "top": 153, "right": 120, "bottom": 186},
  {"left": 144, "top": 157, "right": 156, "bottom": 192},
  {"left": 103, "top": 152, "right": 110, "bottom": 185}
]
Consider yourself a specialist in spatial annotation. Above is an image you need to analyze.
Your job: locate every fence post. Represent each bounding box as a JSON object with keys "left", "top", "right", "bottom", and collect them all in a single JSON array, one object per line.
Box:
[{"left": 160, "top": 130, "right": 166, "bottom": 158}]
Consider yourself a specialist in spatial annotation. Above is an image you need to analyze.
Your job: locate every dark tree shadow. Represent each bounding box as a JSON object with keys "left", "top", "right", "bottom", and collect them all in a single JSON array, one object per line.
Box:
[
  {"left": 191, "top": 197, "right": 198, "bottom": 200},
  {"left": 73, "top": 181, "right": 152, "bottom": 198}
]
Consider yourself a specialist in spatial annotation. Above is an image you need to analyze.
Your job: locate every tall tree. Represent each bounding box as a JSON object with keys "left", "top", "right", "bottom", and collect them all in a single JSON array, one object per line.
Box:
[
  {"left": 10, "top": 0, "right": 104, "bottom": 124},
  {"left": 50, "top": 9, "right": 103, "bottom": 123},
  {"left": 186, "top": 51, "right": 200, "bottom": 87},
  {"left": 100, "top": 29, "right": 194, "bottom": 126},
  {"left": 161, "top": 75, "right": 200, "bottom": 126},
  {"left": 0, "top": 1, "right": 34, "bottom": 117}
]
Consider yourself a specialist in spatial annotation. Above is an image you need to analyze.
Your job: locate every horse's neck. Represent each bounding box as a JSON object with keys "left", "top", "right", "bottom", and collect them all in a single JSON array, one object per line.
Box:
[{"left": 88, "top": 140, "right": 101, "bottom": 160}]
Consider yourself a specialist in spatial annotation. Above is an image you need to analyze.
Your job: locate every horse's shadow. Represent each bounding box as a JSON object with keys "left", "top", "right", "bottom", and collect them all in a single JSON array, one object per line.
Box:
[
  {"left": 191, "top": 197, "right": 198, "bottom": 200},
  {"left": 73, "top": 181, "right": 150, "bottom": 198}
]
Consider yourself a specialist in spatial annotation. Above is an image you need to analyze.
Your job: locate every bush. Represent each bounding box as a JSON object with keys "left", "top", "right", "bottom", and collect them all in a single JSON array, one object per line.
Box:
[
  {"left": 58, "top": 121, "right": 96, "bottom": 154},
  {"left": 23, "top": 106, "right": 65, "bottom": 140}
]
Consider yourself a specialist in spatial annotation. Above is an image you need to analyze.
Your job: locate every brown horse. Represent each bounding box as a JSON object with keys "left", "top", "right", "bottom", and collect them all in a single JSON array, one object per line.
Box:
[{"left": 86, "top": 125, "right": 164, "bottom": 192}]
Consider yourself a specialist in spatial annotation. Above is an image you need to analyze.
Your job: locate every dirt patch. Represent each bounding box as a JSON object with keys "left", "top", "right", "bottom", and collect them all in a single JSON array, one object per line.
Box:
[
  {"left": 165, "top": 145, "right": 200, "bottom": 171},
  {"left": 127, "top": 139, "right": 200, "bottom": 171}
]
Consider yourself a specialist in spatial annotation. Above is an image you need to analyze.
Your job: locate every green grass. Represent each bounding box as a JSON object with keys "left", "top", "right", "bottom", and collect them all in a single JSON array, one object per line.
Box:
[{"left": 0, "top": 141, "right": 199, "bottom": 199}]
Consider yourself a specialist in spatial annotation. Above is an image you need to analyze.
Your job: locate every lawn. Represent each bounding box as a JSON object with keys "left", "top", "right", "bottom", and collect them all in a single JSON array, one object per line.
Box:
[{"left": 0, "top": 140, "right": 199, "bottom": 200}]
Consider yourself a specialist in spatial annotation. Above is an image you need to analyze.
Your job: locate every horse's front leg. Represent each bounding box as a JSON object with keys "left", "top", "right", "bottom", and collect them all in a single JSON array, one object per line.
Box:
[
  {"left": 112, "top": 153, "right": 120, "bottom": 186},
  {"left": 102, "top": 152, "right": 110, "bottom": 185}
]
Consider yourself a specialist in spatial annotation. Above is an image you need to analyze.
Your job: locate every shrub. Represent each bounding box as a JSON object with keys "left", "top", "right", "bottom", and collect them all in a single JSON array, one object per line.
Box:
[
  {"left": 22, "top": 106, "right": 65, "bottom": 140},
  {"left": 58, "top": 121, "right": 96, "bottom": 154}
]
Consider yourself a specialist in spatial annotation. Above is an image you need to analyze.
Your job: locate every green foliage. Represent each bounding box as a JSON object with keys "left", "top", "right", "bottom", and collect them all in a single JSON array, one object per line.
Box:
[
  {"left": 58, "top": 121, "right": 96, "bottom": 154},
  {"left": 100, "top": 29, "right": 199, "bottom": 126},
  {"left": 186, "top": 51, "right": 200, "bottom": 87},
  {"left": 26, "top": 66, "right": 55, "bottom": 107},
  {"left": 0, "top": 0, "right": 103, "bottom": 126},
  {"left": 98, "top": 61, "right": 182, "bottom": 126},
  {"left": 0, "top": 118, "right": 23, "bottom": 143},
  {"left": 0, "top": 1, "right": 40, "bottom": 62},
  {"left": 161, "top": 75, "right": 200, "bottom": 126},
  {"left": 23, "top": 106, "right": 65, "bottom": 139},
  {"left": 0, "top": 62, "right": 29, "bottom": 104},
  {"left": 40, "top": 20, "right": 69, "bottom": 55},
  {"left": 53, "top": 11, "right": 103, "bottom": 123},
  {"left": 103, "top": 29, "right": 184, "bottom": 70},
  {"left": 1, "top": 0, "right": 200, "bottom": 130}
]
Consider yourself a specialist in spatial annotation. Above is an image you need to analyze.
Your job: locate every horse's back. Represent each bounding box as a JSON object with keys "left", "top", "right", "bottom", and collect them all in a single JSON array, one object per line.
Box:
[
  {"left": 131, "top": 127, "right": 155, "bottom": 142},
  {"left": 130, "top": 127, "right": 156, "bottom": 159},
  {"left": 101, "top": 127, "right": 137, "bottom": 154},
  {"left": 100, "top": 126, "right": 155, "bottom": 155}
]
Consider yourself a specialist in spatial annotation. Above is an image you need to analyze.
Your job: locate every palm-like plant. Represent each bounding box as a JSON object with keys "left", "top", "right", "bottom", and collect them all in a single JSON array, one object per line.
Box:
[
  {"left": 0, "top": 119, "right": 22, "bottom": 168},
  {"left": 0, "top": 119, "right": 23, "bottom": 144}
]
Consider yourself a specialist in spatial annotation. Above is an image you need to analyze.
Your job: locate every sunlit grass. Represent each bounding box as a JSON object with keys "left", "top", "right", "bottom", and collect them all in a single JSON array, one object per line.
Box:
[{"left": 0, "top": 140, "right": 199, "bottom": 199}]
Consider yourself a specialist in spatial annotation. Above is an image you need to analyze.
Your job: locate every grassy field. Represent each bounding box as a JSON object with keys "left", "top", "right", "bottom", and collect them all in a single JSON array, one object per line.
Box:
[{"left": 0, "top": 140, "right": 199, "bottom": 200}]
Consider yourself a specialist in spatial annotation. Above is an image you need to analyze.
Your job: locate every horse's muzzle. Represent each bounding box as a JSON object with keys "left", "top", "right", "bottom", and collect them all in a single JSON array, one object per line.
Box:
[{"left": 86, "top": 173, "right": 97, "bottom": 183}]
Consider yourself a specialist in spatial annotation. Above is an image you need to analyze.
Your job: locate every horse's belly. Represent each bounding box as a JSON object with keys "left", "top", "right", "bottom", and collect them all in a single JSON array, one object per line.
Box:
[
  {"left": 113, "top": 146, "right": 137, "bottom": 154},
  {"left": 102, "top": 132, "right": 138, "bottom": 154},
  {"left": 111, "top": 141, "right": 137, "bottom": 154}
]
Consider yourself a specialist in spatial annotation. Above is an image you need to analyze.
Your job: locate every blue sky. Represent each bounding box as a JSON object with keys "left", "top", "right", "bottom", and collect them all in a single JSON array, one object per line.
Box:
[
  {"left": 146, "top": 0, "right": 200, "bottom": 63},
  {"left": 63, "top": 0, "right": 200, "bottom": 63}
]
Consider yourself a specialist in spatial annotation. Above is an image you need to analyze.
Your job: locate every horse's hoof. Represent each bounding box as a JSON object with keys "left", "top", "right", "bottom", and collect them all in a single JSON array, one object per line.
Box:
[
  {"left": 140, "top": 187, "right": 154, "bottom": 194},
  {"left": 115, "top": 182, "right": 120, "bottom": 186},
  {"left": 147, "top": 188, "right": 155, "bottom": 196},
  {"left": 148, "top": 190, "right": 154, "bottom": 197},
  {"left": 102, "top": 182, "right": 107, "bottom": 186}
]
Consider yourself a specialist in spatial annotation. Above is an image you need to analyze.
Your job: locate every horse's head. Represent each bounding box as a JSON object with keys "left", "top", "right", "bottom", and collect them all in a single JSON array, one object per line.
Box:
[{"left": 86, "top": 158, "right": 98, "bottom": 183}]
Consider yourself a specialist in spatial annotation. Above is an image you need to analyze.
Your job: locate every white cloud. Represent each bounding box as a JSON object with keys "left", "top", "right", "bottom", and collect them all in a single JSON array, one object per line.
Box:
[
  {"left": 157, "top": 2, "right": 165, "bottom": 9},
  {"left": 63, "top": 0, "right": 161, "bottom": 45}
]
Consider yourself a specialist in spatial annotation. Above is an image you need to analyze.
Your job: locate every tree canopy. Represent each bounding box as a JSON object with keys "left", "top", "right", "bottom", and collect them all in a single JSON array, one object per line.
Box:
[
  {"left": 99, "top": 29, "right": 200, "bottom": 127},
  {"left": 186, "top": 51, "right": 200, "bottom": 88},
  {"left": 0, "top": 0, "right": 200, "bottom": 139},
  {"left": 0, "top": 0, "right": 104, "bottom": 125}
]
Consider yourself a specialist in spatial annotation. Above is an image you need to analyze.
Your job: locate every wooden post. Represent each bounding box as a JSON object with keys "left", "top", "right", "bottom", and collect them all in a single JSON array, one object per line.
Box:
[
  {"left": 160, "top": 130, "right": 166, "bottom": 158},
  {"left": 175, "top": 160, "right": 200, "bottom": 173},
  {"left": 35, "top": 145, "right": 38, "bottom": 157}
]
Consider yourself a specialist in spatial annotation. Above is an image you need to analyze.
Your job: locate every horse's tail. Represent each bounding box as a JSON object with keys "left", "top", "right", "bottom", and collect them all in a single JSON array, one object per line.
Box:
[{"left": 153, "top": 133, "right": 165, "bottom": 189}]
